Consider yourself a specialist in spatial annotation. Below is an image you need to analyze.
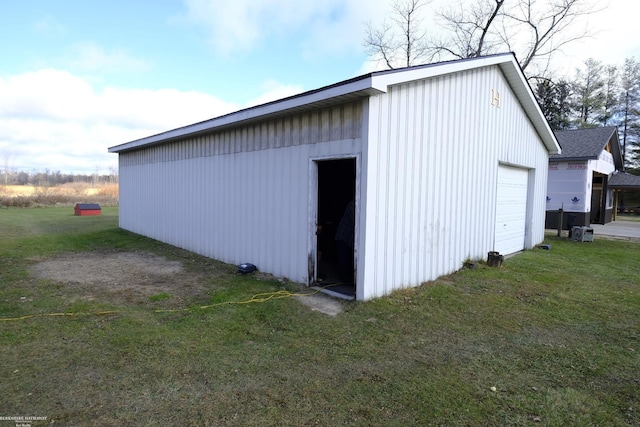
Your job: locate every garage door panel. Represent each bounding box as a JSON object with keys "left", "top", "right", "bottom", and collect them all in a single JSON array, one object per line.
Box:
[{"left": 495, "top": 165, "right": 528, "bottom": 255}]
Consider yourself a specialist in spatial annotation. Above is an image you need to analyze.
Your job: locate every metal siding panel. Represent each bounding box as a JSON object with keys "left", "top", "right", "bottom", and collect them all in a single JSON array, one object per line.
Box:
[
  {"left": 267, "top": 120, "right": 275, "bottom": 150},
  {"left": 119, "top": 118, "right": 363, "bottom": 285},
  {"left": 408, "top": 81, "right": 422, "bottom": 285},
  {"left": 310, "top": 112, "right": 320, "bottom": 144},
  {"left": 331, "top": 106, "right": 342, "bottom": 141},
  {"left": 431, "top": 77, "right": 447, "bottom": 279},
  {"left": 290, "top": 116, "right": 300, "bottom": 147},
  {"left": 387, "top": 86, "right": 400, "bottom": 288},
  {"left": 398, "top": 83, "right": 414, "bottom": 285},
  {"left": 270, "top": 148, "right": 284, "bottom": 276},
  {"left": 238, "top": 153, "right": 252, "bottom": 263},
  {"left": 283, "top": 118, "right": 292, "bottom": 148},
  {"left": 344, "top": 104, "right": 355, "bottom": 144},
  {"left": 300, "top": 114, "right": 310, "bottom": 146},
  {"left": 321, "top": 110, "right": 330, "bottom": 142},
  {"left": 362, "top": 65, "right": 549, "bottom": 299},
  {"left": 361, "top": 96, "right": 381, "bottom": 299},
  {"left": 229, "top": 155, "right": 240, "bottom": 259},
  {"left": 259, "top": 149, "right": 272, "bottom": 269},
  {"left": 445, "top": 75, "right": 460, "bottom": 273},
  {"left": 399, "top": 84, "right": 413, "bottom": 285},
  {"left": 274, "top": 119, "right": 283, "bottom": 149},
  {"left": 374, "top": 93, "right": 390, "bottom": 297},
  {"left": 416, "top": 80, "right": 432, "bottom": 282}
]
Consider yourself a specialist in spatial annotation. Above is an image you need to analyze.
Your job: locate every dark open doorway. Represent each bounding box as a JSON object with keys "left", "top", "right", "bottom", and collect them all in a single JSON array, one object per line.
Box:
[
  {"left": 591, "top": 172, "right": 605, "bottom": 224},
  {"left": 316, "top": 158, "right": 356, "bottom": 299}
]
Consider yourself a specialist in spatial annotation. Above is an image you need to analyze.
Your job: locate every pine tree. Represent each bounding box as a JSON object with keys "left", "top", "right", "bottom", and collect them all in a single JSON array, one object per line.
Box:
[
  {"left": 534, "top": 78, "right": 572, "bottom": 130},
  {"left": 571, "top": 58, "right": 605, "bottom": 128},
  {"left": 617, "top": 57, "right": 640, "bottom": 170},
  {"left": 598, "top": 65, "right": 618, "bottom": 126}
]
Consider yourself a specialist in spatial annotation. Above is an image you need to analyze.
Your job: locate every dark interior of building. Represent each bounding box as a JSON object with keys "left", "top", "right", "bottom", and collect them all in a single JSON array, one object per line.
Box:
[{"left": 317, "top": 158, "right": 356, "bottom": 298}]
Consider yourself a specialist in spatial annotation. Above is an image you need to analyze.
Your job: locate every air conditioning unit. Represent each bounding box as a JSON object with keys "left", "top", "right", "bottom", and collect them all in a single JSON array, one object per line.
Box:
[{"left": 571, "top": 226, "right": 594, "bottom": 242}]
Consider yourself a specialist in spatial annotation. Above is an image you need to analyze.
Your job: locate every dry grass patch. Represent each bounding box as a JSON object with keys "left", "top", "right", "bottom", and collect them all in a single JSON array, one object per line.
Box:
[{"left": 0, "top": 183, "right": 118, "bottom": 207}]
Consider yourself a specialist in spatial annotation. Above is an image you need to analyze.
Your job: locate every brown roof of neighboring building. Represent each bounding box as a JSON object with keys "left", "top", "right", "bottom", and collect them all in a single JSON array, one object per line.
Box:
[
  {"left": 609, "top": 171, "right": 640, "bottom": 189},
  {"left": 551, "top": 127, "right": 623, "bottom": 170}
]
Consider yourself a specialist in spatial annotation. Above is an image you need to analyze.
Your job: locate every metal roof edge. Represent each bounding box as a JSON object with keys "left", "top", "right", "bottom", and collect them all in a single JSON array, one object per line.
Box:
[
  {"left": 109, "top": 53, "right": 560, "bottom": 156},
  {"left": 368, "top": 52, "right": 514, "bottom": 90},
  {"left": 109, "top": 75, "right": 379, "bottom": 153},
  {"left": 497, "top": 57, "right": 561, "bottom": 155}
]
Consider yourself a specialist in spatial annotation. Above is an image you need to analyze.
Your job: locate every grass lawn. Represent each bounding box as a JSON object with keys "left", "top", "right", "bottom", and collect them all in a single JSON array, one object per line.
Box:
[{"left": 1, "top": 207, "right": 639, "bottom": 426}]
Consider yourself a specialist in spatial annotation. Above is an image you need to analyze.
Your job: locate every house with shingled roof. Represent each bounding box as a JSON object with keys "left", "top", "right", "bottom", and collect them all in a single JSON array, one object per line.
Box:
[{"left": 545, "top": 126, "right": 640, "bottom": 228}]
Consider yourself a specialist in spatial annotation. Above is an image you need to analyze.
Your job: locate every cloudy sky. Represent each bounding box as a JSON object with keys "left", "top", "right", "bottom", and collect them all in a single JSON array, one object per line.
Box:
[{"left": 0, "top": 0, "right": 636, "bottom": 174}]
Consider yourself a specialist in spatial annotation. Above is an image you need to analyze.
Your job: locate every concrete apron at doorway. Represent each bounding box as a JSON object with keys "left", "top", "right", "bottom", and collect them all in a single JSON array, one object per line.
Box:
[{"left": 295, "top": 291, "right": 345, "bottom": 316}]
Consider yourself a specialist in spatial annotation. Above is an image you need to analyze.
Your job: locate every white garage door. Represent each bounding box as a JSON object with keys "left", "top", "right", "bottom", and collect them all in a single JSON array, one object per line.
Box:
[{"left": 494, "top": 165, "right": 528, "bottom": 255}]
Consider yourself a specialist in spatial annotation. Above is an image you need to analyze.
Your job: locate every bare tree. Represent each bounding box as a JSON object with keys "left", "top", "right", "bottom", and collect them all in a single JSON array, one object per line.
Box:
[
  {"left": 364, "top": 0, "right": 596, "bottom": 72},
  {"left": 431, "top": 0, "right": 505, "bottom": 60},
  {"left": 2, "top": 153, "right": 14, "bottom": 187},
  {"left": 496, "top": 0, "right": 594, "bottom": 71},
  {"left": 363, "top": 0, "right": 431, "bottom": 69},
  {"left": 108, "top": 166, "right": 119, "bottom": 184}
]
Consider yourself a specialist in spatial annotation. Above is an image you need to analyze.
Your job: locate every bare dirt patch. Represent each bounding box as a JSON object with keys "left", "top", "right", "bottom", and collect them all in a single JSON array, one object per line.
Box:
[
  {"left": 29, "top": 250, "right": 345, "bottom": 314},
  {"left": 30, "top": 251, "right": 210, "bottom": 305}
]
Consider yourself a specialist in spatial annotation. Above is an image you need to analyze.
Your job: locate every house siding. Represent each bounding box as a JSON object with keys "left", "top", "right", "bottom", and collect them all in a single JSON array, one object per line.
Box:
[
  {"left": 119, "top": 102, "right": 363, "bottom": 283},
  {"left": 360, "top": 65, "right": 548, "bottom": 300},
  {"left": 546, "top": 161, "right": 590, "bottom": 213}
]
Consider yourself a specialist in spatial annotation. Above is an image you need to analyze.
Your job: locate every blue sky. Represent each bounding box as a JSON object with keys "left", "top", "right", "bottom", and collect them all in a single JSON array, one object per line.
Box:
[{"left": 0, "top": 0, "right": 635, "bottom": 174}]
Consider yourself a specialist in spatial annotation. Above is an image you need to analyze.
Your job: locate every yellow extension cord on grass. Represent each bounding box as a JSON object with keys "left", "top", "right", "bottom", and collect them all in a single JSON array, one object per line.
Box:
[{"left": 0, "top": 285, "right": 340, "bottom": 322}]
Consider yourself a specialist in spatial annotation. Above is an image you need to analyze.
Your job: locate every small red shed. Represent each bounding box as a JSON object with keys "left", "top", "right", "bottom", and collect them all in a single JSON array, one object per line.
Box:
[{"left": 74, "top": 203, "right": 102, "bottom": 216}]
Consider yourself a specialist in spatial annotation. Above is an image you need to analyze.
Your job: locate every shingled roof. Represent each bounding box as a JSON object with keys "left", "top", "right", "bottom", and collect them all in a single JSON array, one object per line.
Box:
[
  {"left": 551, "top": 127, "right": 623, "bottom": 170},
  {"left": 609, "top": 171, "right": 640, "bottom": 189}
]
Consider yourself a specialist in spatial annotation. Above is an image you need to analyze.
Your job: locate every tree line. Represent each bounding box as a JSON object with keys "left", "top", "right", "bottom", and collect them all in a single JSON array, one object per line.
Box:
[
  {"left": 533, "top": 57, "right": 640, "bottom": 172},
  {"left": 2, "top": 169, "right": 118, "bottom": 187}
]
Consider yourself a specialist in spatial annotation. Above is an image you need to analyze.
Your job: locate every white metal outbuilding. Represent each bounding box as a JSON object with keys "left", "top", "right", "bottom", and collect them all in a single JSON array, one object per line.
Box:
[{"left": 109, "top": 53, "right": 560, "bottom": 301}]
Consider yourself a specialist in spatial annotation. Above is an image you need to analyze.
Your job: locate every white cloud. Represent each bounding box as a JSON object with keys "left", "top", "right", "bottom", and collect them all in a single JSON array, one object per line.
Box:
[
  {"left": 98, "top": 87, "right": 238, "bottom": 129},
  {"left": 0, "top": 69, "right": 238, "bottom": 174},
  {"left": 178, "top": 0, "right": 635, "bottom": 78},
  {"left": 68, "top": 42, "right": 151, "bottom": 74},
  {"left": 182, "top": 0, "right": 388, "bottom": 56},
  {"left": 558, "top": 0, "right": 640, "bottom": 74},
  {"left": 0, "top": 69, "right": 95, "bottom": 121},
  {"left": 243, "top": 79, "right": 304, "bottom": 108},
  {"left": 33, "top": 14, "right": 66, "bottom": 37}
]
